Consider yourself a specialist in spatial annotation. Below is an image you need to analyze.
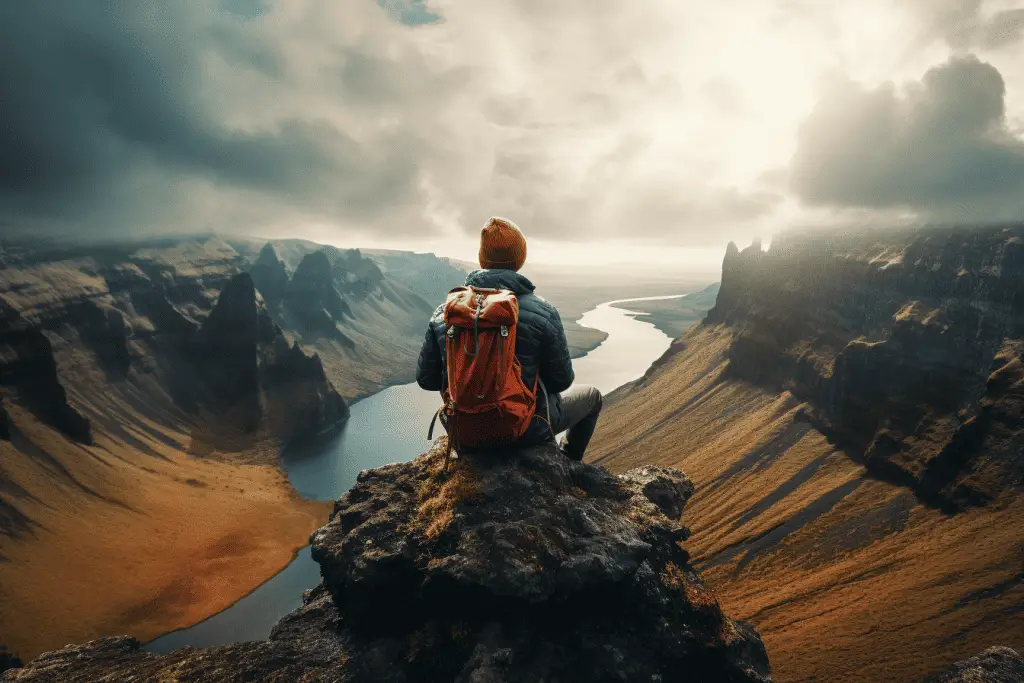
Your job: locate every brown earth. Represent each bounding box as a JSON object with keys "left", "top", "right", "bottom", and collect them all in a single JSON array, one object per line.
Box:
[
  {"left": 591, "top": 324, "right": 1024, "bottom": 683},
  {"left": 0, "top": 402, "right": 331, "bottom": 662}
]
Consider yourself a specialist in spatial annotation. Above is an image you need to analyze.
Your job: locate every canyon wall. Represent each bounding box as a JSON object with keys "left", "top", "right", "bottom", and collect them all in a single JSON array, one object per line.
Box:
[
  {"left": 708, "top": 226, "right": 1023, "bottom": 510},
  {"left": 593, "top": 225, "right": 1024, "bottom": 683}
]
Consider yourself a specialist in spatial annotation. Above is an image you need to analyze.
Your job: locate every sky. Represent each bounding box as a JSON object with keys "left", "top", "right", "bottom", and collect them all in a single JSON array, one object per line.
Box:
[{"left": 1, "top": 0, "right": 1023, "bottom": 267}]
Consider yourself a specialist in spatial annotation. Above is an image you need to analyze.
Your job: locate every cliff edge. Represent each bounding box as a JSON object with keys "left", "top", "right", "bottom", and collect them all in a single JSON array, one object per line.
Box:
[{"left": 3, "top": 443, "right": 772, "bottom": 682}]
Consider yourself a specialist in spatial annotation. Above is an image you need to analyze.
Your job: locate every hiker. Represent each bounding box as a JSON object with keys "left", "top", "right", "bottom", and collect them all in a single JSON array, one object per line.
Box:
[{"left": 416, "top": 217, "right": 602, "bottom": 461}]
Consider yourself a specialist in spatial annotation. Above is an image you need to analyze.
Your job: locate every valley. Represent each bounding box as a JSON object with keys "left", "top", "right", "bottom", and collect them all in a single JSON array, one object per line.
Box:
[
  {"left": 0, "top": 234, "right": 707, "bottom": 662},
  {"left": 0, "top": 235, "right": 464, "bottom": 659}
]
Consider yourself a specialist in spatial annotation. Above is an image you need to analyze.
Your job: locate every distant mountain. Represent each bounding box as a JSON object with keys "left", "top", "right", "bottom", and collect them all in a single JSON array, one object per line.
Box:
[
  {"left": 0, "top": 237, "right": 346, "bottom": 448},
  {"left": 362, "top": 248, "right": 473, "bottom": 304},
  {"left": 231, "top": 239, "right": 470, "bottom": 399},
  {"left": 592, "top": 225, "right": 1024, "bottom": 683}
]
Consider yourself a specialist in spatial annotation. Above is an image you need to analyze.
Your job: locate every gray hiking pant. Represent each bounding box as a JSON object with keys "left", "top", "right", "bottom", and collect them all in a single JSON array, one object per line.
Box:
[
  {"left": 445, "top": 383, "right": 603, "bottom": 460},
  {"left": 548, "top": 384, "right": 603, "bottom": 461}
]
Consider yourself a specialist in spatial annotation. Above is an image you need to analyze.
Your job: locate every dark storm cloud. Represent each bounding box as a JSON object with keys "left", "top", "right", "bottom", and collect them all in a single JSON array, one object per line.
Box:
[
  {"left": 0, "top": 2, "right": 424, "bottom": 236},
  {"left": 790, "top": 55, "right": 1024, "bottom": 221}
]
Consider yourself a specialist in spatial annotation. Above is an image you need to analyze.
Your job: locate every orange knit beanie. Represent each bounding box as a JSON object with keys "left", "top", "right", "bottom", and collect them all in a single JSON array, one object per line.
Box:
[{"left": 478, "top": 217, "right": 527, "bottom": 271}]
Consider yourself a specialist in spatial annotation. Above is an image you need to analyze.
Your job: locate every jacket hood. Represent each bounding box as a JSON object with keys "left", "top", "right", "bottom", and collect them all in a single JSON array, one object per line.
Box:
[{"left": 465, "top": 269, "right": 536, "bottom": 295}]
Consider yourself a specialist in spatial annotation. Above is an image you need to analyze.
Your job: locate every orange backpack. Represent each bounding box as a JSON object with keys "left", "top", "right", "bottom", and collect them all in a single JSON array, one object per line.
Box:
[{"left": 428, "top": 286, "right": 539, "bottom": 466}]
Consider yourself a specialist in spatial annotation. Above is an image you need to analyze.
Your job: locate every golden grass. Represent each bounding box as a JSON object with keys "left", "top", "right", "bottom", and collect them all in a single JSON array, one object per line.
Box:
[
  {"left": 416, "top": 446, "right": 482, "bottom": 540},
  {"left": 591, "top": 324, "right": 1024, "bottom": 683},
  {"left": 0, "top": 403, "right": 331, "bottom": 661}
]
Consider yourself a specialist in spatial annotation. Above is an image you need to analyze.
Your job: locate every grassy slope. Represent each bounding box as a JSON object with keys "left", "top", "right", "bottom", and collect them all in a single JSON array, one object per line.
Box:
[
  {"left": 0, "top": 403, "right": 330, "bottom": 661},
  {"left": 590, "top": 324, "right": 1024, "bottom": 683}
]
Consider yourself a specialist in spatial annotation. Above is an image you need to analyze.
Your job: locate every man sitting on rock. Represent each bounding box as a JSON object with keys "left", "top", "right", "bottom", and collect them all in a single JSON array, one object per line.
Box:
[{"left": 416, "top": 217, "right": 603, "bottom": 461}]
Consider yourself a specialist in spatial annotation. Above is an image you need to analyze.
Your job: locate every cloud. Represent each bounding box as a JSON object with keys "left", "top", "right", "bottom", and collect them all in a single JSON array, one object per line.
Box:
[
  {"left": 789, "top": 55, "right": 1024, "bottom": 221},
  {"left": 912, "top": 0, "right": 1024, "bottom": 51},
  {"left": 0, "top": 0, "right": 794, "bottom": 246},
  {"left": 0, "top": 2, "right": 434, "bottom": 237},
  {"left": 0, "top": 1, "right": 1021, "bottom": 249}
]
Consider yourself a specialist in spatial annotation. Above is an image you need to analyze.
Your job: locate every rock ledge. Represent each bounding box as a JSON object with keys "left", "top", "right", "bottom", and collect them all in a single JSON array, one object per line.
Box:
[{"left": 3, "top": 443, "right": 771, "bottom": 682}]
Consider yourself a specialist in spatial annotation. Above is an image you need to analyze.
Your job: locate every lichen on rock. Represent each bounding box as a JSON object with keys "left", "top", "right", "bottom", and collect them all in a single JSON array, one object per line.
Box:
[{"left": 928, "top": 646, "right": 1024, "bottom": 683}]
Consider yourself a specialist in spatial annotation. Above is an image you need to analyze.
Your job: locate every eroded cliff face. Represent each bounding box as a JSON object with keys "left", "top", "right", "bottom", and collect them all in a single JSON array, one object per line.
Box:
[
  {"left": 2, "top": 443, "right": 772, "bottom": 683},
  {"left": 192, "top": 272, "right": 348, "bottom": 437},
  {"left": 592, "top": 226, "right": 1024, "bottom": 683},
  {"left": 707, "top": 226, "right": 1024, "bottom": 511},
  {"left": 0, "top": 240, "right": 347, "bottom": 448}
]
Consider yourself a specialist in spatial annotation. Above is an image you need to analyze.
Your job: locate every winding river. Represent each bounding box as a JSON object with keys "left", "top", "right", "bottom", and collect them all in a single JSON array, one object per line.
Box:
[{"left": 147, "top": 293, "right": 684, "bottom": 652}]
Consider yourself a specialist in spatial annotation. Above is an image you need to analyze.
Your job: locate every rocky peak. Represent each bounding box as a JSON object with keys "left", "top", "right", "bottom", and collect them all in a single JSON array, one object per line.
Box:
[
  {"left": 249, "top": 243, "right": 290, "bottom": 306},
  {"left": 3, "top": 444, "right": 772, "bottom": 682},
  {"left": 255, "top": 243, "right": 285, "bottom": 269},
  {"left": 200, "top": 272, "right": 276, "bottom": 349},
  {"left": 194, "top": 272, "right": 347, "bottom": 436},
  {"left": 194, "top": 273, "right": 271, "bottom": 432},
  {"left": 292, "top": 250, "right": 334, "bottom": 288},
  {"left": 286, "top": 250, "right": 352, "bottom": 339},
  {"left": 328, "top": 247, "right": 384, "bottom": 298}
]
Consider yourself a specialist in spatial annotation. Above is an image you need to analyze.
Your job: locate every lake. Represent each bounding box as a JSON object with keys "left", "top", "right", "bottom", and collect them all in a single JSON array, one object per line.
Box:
[{"left": 146, "top": 293, "right": 684, "bottom": 652}]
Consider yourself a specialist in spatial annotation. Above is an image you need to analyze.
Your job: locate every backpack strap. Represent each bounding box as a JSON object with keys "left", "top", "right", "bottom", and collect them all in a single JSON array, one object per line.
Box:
[
  {"left": 427, "top": 392, "right": 457, "bottom": 473},
  {"left": 537, "top": 375, "right": 557, "bottom": 442},
  {"left": 427, "top": 405, "right": 442, "bottom": 441}
]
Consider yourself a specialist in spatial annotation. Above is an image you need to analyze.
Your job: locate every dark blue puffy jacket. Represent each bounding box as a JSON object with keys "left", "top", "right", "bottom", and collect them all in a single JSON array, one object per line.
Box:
[{"left": 415, "top": 269, "right": 574, "bottom": 442}]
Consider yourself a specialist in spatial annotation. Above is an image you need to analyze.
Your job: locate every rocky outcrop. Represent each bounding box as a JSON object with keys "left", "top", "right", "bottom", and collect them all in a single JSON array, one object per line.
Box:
[
  {"left": 0, "top": 297, "right": 93, "bottom": 444},
  {"left": 929, "top": 646, "right": 1024, "bottom": 682},
  {"left": 706, "top": 225, "right": 1024, "bottom": 510},
  {"left": 249, "top": 243, "right": 290, "bottom": 307},
  {"left": 194, "top": 272, "right": 348, "bottom": 436},
  {"left": 3, "top": 444, "right": 772, "bottom": 682},
  {"left": 286, "top": 250, "right": 352, "bottom": 341},
  {"left": 192, "top": 272, "right": 274, "bottom": 432},
  {"left": 326, "top": 246, "right": 386, "bottom": 299}
]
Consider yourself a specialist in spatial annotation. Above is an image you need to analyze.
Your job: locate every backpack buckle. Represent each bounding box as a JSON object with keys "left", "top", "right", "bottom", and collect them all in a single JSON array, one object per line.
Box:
[
  {"left": 500, "top": 325, "right": 509, "bottom": 337},
  {"left": 447, "top": 326, "right": 456, "bottom": 338}
]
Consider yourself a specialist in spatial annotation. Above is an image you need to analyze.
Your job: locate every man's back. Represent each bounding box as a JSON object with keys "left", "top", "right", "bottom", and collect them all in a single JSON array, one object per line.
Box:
[{"left": 415, "top": 268, "right": 574, "bottom": 397}]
